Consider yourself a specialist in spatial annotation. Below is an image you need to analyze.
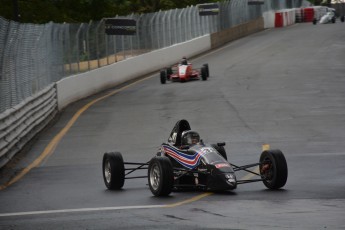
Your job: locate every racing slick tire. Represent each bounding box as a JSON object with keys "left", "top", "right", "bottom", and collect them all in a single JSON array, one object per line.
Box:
[
  {"left": 201, "top": 66, "right": 207, "bottom": 81},
  {"left": 203, "top": 64, "right": 209, "bottom": 77},
  {"left": 160, "top": 70, "right": 167, "bottom": 84},
  {"left": 211, "top": 144, "right": 227, "bottom": 160},
  {"left": 259, "top": 150, "right": 288, "bottom": 189},
  {"left": 102, "top": 152, "right": 125, "bottom": 190},
  {"left": 148, "top": 156, "right": 174, "bottom": 196}
]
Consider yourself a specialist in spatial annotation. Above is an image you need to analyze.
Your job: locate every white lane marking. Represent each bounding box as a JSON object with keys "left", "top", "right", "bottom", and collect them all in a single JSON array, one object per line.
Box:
[
  {"left": 291, "top": 152, "right": 345, "bottom": 157},
  {"left": 0, "top": 205, "right": 166, "bottom": 217},
  {"left": 0, "top": 163, "right": 266, "bottom": 218}
]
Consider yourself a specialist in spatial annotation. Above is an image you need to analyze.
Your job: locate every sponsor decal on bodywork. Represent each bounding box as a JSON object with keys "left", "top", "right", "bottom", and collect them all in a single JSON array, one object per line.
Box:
[
  {"left": 162, "top": 145, "right": 205, "bottom": 169},
  {"left": 215, "top": 163, "right": 230, "bottom": 169}
]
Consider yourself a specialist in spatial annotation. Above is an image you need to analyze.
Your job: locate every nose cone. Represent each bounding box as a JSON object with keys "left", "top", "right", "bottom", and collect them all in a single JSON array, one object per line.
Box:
[
  {"left": 320, "top": 16, "right": 328, "bottom": 24},
  {"left": 207, "top": 172, "right": 237, "bottom": 191}
]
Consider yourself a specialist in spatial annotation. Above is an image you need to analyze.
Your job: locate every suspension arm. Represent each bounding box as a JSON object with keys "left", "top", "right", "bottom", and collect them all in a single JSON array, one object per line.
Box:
[{"left": 124, "top": 161, "right": 149, "bottom": 176}]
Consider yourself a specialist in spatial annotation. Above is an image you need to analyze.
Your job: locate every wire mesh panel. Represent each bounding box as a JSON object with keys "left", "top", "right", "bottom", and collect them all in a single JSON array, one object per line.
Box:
[
  {"left": 0, "top": 18, "right": 11, "bottom": 111},
  {"left": 0, "top": 0, "right": 309, "bottom": 113}
]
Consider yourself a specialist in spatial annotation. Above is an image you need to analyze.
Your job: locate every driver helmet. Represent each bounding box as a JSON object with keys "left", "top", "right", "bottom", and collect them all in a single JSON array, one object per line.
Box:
[
  {"left": 181, "top": 130, "right": 200, "bottom": 146},
  {"left": 181, "top": 56, "right": 188, "bottom": 65}
]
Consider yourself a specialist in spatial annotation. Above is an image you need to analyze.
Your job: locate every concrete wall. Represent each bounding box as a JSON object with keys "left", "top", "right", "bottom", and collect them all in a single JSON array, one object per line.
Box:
[
  {"left": 210, "top": 18, "right": 265, "bottom": 49},
  {"left": 57, "top": 35, "right": 211, "bottom": 110}
]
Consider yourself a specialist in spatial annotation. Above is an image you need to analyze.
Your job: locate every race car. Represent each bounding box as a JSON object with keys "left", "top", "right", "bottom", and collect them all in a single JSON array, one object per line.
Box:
[
  {"left": 102, "top": 119, "right": 288, "bottom": 196},
  {"left": 160, "top": 61, "right": 209, "bottom": 84},
  {"left": 313, "top": 10, "right": 336, "bottom": 24}
]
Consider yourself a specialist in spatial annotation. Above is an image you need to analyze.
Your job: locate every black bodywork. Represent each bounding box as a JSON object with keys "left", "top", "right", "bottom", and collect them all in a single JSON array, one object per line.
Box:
[{"left": 157, "top": 119, "right": 237, "bottom": 191}]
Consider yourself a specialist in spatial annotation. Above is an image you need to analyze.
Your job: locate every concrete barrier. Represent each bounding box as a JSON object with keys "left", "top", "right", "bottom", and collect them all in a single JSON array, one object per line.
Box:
[
  {"left": 57, "top": 35, "right": 211, "bottom": 110},
  {"left": 210, "top": 18, "right": 264, "bottom": 49},
  {"left": 274, "top": 9, "right": 296, "bottom": 27},
  {"left": 263, "top": 11, "right": 276, "bottom": 28},
  {"left": 303, "top": 7, "right": 315, "bottom": 22},
  {"left": 275, "top": 12, "right": 284, "bottom": 27}
]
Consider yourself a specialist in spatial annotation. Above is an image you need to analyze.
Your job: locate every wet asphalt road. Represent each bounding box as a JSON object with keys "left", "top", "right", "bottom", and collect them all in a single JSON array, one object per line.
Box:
[{"left": 1, "top": 22, "right": 345, "bottom": 229}]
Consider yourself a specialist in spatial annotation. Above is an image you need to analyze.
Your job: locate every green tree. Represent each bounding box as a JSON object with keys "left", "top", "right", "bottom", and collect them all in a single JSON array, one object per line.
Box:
[{"left": 0, "top": 0, "right": 222, "bottom": 23}]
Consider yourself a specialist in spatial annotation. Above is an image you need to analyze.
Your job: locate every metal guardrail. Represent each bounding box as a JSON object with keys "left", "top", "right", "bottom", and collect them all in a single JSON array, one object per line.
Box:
[{"left": 0, "top": 84, "right": 57, "bottom": 168}]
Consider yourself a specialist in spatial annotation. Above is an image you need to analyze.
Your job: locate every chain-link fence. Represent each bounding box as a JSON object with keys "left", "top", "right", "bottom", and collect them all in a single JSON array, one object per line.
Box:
[{"left": 0, "top": 0, "right": 307, "bottom": 113}]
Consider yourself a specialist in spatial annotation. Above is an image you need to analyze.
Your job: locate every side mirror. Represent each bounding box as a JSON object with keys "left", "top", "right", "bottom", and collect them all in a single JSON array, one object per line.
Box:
[{"left": 217, "top": 142, "right": 226, "bottom": 147}]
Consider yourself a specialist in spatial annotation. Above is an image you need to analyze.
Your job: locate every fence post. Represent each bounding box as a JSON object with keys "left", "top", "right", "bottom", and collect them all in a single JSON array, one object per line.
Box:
[
  {"left": 161, "top": 11, "right": 166, "bottom": 48},
  {"left": 76, "top": 23, "right": 84, "bottom": 73},
  {"left": 95, "top": 20, "right": 104, "bottom": 68},
  {"left": 86, "top": 20, "right": 92, "bottom": 71},
  {"left": 178, "top": 9, "right": 185, "bottom": 43},
  {"left": 150, "top": 13, "right": 157, "bottom": 49}
]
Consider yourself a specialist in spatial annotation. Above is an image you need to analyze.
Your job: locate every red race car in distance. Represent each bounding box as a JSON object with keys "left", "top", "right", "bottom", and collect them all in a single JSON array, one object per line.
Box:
[{"left": 160, "top": 61, "right": 209, "bottom": 84}]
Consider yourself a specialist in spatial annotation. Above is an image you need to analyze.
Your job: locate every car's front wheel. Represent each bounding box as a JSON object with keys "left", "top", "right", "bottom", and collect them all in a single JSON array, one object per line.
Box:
[
  {"left": 148, "top": 156, "right": 174, "bottom": 196},
  {"left": 259, "top": 150, "right": 288, "bottom": 189},
  {"left": 160, "top": 70, "right": 167, "bottom": 84},
  {"left": 102, "top": 152, "right": 125, "bottom": 190}
]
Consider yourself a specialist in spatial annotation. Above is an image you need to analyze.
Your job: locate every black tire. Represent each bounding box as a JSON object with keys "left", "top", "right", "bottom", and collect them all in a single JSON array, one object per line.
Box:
[
  {"left": 331, "top": 17, "right": 335, "bottom": 23},
  {"left": 160, "top": 70, "right": 166, "bottom": 84},
  {"left": 203, "top": 64, "right": 209, "bottom": 77},
  {"left": 341, "top": 16, "right": 344, "bottom": 22},
  {"left": 201, "top": 66, "right": 207, "bottom": 81},
  {"left": 102, "top": 152, "right": 125, "bottom": 190},
  {"left": 166, "top": 67, "right": 173, "bottom": 80},
  {"left": 148, "top": 156, "right": 174, "bottom": 196},
  {"left": 211, "top": 144, "right": 227, "bottom": 160},
  {"left": 312, "top": 18, "right": 317, "bottom": 25},
  {"left": 259, "top": 150, "right": 288, "bottom": 189}
]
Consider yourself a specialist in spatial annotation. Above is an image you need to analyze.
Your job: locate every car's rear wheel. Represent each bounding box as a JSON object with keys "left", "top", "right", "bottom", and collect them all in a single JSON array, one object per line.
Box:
[
  {"left": 102, "top": 152, "right": 125, "bottom": 190},
  {"left": 160, "top": 70, "right": 167, "bottom": 84},
  {"left": 148, "top": 156, "right": 174, "bottom": 196},
  {"left": 259, "top": 150, "right": 287, "bottom": 189},
  {"left": 201, "top": 66, "right": 207, "bottom": 81}
]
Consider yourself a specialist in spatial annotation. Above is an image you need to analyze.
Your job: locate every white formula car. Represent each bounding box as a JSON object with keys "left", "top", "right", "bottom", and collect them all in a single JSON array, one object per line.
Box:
[{"left": 313, "top": 11, "right": 336, "bottom": 24}]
